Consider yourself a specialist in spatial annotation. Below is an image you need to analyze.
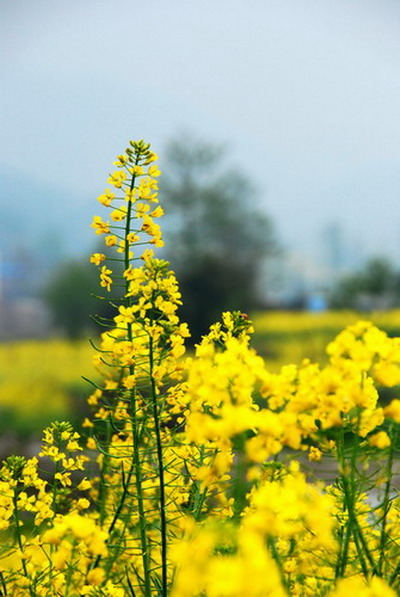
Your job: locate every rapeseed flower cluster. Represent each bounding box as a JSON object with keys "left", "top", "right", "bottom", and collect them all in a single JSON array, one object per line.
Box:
[{"left": 1, "top": 140, "right": 400, "bottom": 595}]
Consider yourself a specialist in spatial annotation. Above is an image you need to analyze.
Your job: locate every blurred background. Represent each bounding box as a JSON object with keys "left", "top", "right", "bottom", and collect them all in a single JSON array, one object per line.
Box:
[{"left": 1, "top": 0, "right": 400, "bottom": 447}]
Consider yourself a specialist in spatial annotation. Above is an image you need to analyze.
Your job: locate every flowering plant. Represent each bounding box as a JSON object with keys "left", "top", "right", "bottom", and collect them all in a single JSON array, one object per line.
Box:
[{"left": 1, "top": 140, "right": 400, "bottom": 595}]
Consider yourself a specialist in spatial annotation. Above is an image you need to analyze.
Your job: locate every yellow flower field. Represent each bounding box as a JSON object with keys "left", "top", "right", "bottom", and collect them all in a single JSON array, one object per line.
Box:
[
  {"left": 2, "top": 310, "right": 400, "bottom": 436},
  {"left": 0, "top": 339, "right": 96, "bottom": 436},
  {"left": 252, "top": 309, "right": 400, "bottom": 370},
  {"left": 1, "top": 141, "right": 400, "bottom": 595}
]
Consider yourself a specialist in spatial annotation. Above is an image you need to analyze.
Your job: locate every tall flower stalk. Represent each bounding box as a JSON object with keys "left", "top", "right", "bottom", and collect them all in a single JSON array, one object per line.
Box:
[{"left": 89, "top": 140, "right": 190, "bottom": 594}]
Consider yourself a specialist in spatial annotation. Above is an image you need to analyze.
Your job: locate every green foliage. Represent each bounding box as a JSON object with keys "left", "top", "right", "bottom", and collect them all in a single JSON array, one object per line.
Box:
[
  {"left": 43, "top": 259, "right": 116, "bottom": 338},
  {"left": 43, "top": 261, "right": 98, "bottom": 338},
  {"left": 330, "top": 257, "right": 400, "bottom": 310},
  {"left": 161, "top": 134, "right": 278, "bottom": 340}
]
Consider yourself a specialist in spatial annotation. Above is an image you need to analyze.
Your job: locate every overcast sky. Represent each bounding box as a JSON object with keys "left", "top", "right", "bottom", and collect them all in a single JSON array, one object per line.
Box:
[{"left": 2, "top": 0, "right": 400, "bottom": 265}]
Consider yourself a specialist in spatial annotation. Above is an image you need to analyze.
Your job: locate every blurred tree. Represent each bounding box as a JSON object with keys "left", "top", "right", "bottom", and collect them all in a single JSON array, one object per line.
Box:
[
  {"left": 161, "top": 135, "right": 278, "bottom": 340},
  {"left": 43, "top": 260, "right": 115, "bottom": 339},
  {"left": 329, "top": 257, "right": 400, "bottom": 310}
]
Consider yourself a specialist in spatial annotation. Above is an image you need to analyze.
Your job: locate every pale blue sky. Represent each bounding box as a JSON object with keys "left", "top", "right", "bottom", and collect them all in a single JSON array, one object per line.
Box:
[{"left": 2, "top": 0, "right": 400, "bottom": 264}]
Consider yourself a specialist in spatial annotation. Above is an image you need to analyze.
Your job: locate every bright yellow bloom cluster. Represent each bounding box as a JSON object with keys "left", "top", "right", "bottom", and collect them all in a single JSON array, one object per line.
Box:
[
  {"left": 0, "top": 423, "right": 97, "bottom": 595},
  {"left": 171, "top": 518, "right": 286, "bottom": 597}
]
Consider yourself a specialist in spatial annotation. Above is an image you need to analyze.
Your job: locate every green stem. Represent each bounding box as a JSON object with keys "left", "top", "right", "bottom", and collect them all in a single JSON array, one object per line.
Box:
[
  {"left": 64, "top": 542, "right": 77, "bottom": 597},
  {"left": 131, "top": 397, "right": 152, "bottom": 597},
  {"left": 97, "top": 421, "right": 112, "bottom": 526},
  {"left": 12, "top": 490, "right": 34, "bottom": 596},
  {"left": 191, "top": 447, "right": 216, "bottom": 520},
  {"left": 389, "top": 559, "right": 400, "bottom": 585},
  {"left": 338, "top": 427, "right": 379, "bottom": 578},
  {"left": 0, "top": 572, "right": 7, "bottom": 596},
  {"left": 123, "top": 156, "right": 152, "bottom": 595},
  {"left": 335, "top": 429, "right": 351, "bottom": 578},
  {"left": 267, "top": 536, "right": 291, "bottom": 595},
  {"left": 377, "top": 425, "right": 395, "bottom": 576},
  {"left": 123, "top": 160, "right": 138, "bottom": 276},
  {"left": 149, "top": 335, "right": 168, "bottom": 595},
  {"left": 335, "top": 515, "right": 351, "bottom": 578},
  {"left": 92, "top": 459, "right": 136, "bottom": 571}
]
